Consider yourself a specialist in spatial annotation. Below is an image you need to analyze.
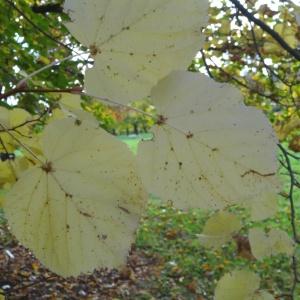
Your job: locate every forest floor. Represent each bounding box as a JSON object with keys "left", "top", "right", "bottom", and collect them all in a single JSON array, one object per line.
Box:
[{"left": 0, "top": 136, "right": 299, "bottom": 300}]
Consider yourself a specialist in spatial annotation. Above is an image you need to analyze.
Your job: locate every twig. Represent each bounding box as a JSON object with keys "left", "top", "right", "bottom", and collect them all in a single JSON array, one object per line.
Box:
[
  {"left": 0, "top": 122, "right": 44, "bottom": 164},
  {"left": 278, "top": 144, "right": 300, "bottom": 244},
  {"left": 229, "top": 0, "right": 300, "bottom": 60},
  {"left": 16, "top": 52, "right": 87, "bottom": 88},
  {"left": 80, "top": 92, "right": 155, "bottom": 119},
  {"left": 0, "top": 110, "right": 49, "bottom": 133},
  {"left": 278, "top": 143, "right": 300, "bottom": 300},
  {"left": 0, "top": 136, "right": 17, "bottom": 180},
  {"left": 206, "top": 56, "right": 282, "bottom": 103},
  {"left": 200, "top": 49, "right": 214, "bottom": 79},
  {"left": 249, "top": 23, "right": 292, "bottom": 87},
  {"left": 0, "top": 87, "right": 83, "bottom": 101}
]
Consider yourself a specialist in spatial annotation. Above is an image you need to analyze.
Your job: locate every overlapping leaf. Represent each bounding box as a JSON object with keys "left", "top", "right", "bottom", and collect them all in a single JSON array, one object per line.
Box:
[
  {"left": 214, "top": 270, "right": 273, "bottom": 300},
  {"left": 137, "top": 71, "right": 280, "bottom": 211},
  {"left": 198, "top": 211, "right": 241, "bottom": 249},
  {"left": 4, "top": 118, "right": 147, "bottom": 277},
  {"left": 249, "top": 228, "right": 295, "bottom": 260},
  {"left": 64, "top": 0, "right": 208, "bottom": 103}
]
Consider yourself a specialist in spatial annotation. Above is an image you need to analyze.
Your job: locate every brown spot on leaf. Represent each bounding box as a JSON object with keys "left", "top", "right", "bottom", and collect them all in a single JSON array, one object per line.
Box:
[
  {"left": 41, "top": 162, "right": 53, "bottom": 173},
  {"left": 75, "top": 119, "right": 82, "bottom": 126},
  {"left": 118, "top": 205, "right": 130, "bottom": 214},
  {"left": 90, "top": 44, "right": 100, "bottom": 56},
  {"left": 186, "top": 132, "right": 194, "bottom": 139},
  {"left": 156, "top": 115, "right": 168, "bottom": 126},
  {"left": 241, "top": 170, "right": 275, "bottom": 178}
]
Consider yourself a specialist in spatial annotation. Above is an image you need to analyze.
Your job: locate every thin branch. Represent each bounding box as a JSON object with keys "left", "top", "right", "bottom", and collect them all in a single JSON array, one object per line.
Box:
[
  {"left": 229, "top": 0, "right": 300, "bottom": 60},
  {"left": 16, "top": 52, "right": 87, "bottom": 88},
  {"left": 81, "top": 92, "right": 155, "bottom": 119},
  {"left": 200, "top": 49, "right": 214, "bottom": 79},
  {"left": 249, "top": 23, "right": 291, "bottom": 87},
  {"left": 0, "top": 122, "right": 44, "bottom": 164},
  {"left": 0, "top": 110, "right": 49, "bottom": 134},
  {"left": 0, "top": 136, "right": 17, "bottom": 180}
]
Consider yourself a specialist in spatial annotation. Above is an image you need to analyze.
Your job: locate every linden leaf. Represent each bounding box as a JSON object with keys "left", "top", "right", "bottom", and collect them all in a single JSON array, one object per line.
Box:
[
  {"left": 214, "top": 269, "right": 260, "bottom": 300},
  {"left": 198, "top": 211, "right": 242, "bottom": 249},
  {"left": 249, "top": 228, "right": 295, "bottom": 260},
  {"left": 4, "top": 118, "right": 147, "bottom": 277},
  {"left": 137, "top": 71, "right": 280, "bottom": 210},
  {"left": 64, "top": 0, "right": 208, "bottom": 104}
]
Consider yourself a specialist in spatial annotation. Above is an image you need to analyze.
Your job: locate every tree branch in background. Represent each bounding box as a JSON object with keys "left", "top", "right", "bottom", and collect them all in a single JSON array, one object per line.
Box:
[
  {"left": 278, "top": 144, "right": 300, "bottom": 298},
  {"left": 249, "top": 23, "right": 292, "bottom": 87},
  {"left": 0, "top": 87, "right": 83, "bottom": 101},
  {"left": 229, "top": 0, "right": 300, "bottom": 60},
  {"left": 206, "top": 55, "right": 286, "bottom": 104},
  {"left": 200, "top": 49, "right": 214, "bottom": 79},
  {"left": 31, "top": 4, "right": 63, "bottom": 14}
]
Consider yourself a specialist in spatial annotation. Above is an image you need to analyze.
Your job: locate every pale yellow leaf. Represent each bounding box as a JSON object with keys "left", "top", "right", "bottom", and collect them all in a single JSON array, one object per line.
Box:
[
  {"left": 249, "top": 228, "right": 295, "bottom": 260},
  {"left": 0, "top": 107, "right": 33, "bottom": 151},
  {"left": 137, "top": 71, "right": 280, "bottom": 210},
  {"left": 198, "top": 211, "right": 241, "bottom": 249},
  {"left": 4, "top": 118, "right": 147, "bottom": 277},
  {"left": 64, "top": 0, "right": 208, "bottom": 103},
  {"left": 214, "top": 269, "right": 260, "bottom": 300}
]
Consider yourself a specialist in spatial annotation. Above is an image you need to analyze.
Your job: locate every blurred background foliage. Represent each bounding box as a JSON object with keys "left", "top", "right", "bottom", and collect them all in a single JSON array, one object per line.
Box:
[{"left": 0, "top": 0, "right": 300, "bottom": 145}]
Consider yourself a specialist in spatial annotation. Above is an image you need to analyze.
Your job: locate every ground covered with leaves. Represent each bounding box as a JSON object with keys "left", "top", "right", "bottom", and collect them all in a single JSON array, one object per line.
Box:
[{"left": 1, "top": 198, "right": 299, "bottom": 300}]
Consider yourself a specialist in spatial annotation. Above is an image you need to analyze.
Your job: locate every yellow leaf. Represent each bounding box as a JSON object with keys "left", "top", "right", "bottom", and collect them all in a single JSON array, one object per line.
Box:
[
  {"left": 215, "top": 269, "right": 260, "bottom": 300},
  {"left": 137, "top": 71, "right": 280, "bottom": 210},
  {"left": 249, "top": 228, "right": 295, "bottom": 259},
  {"left": 198, "top": 211, "right": 241, "bottom": 249},
  {"left": 64, "top": 0, "right": 209, "bottom": 104},
  {"left": 4, "top": 118, "right": 147, "bottom": 277}
]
